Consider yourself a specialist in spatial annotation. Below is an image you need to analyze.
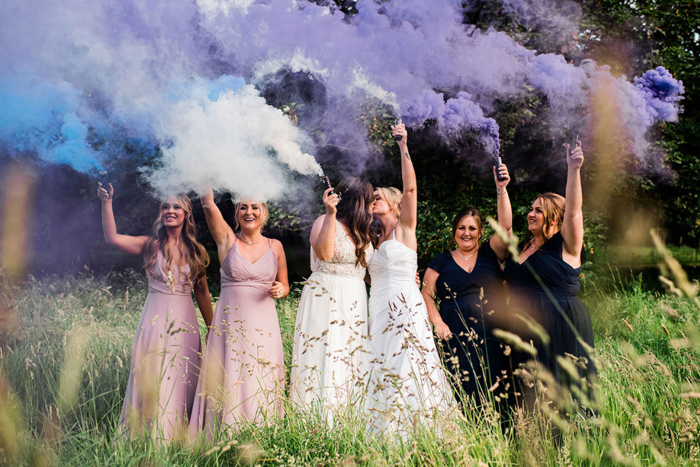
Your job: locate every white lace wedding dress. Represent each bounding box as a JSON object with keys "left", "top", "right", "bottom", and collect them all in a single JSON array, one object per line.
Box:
[
  {"left": 289, "top": 219, "right": 373, "bottom": 415},
  {"left": 366, "top": 230, "right": 453, "bottom": 434}
]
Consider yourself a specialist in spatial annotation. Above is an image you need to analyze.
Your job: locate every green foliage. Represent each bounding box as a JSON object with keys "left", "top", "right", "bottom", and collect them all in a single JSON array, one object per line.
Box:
[
  {"left": 580, "top": 0, "right": 700, "bottom": 241},
  {"left": 1, "top": 270, "right": 699, "bottom": 465}
]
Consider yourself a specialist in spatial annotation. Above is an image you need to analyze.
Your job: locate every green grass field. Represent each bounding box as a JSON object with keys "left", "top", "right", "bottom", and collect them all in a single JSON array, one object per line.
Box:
[{"left": 0, "top": 264, "right": 699, "bottom": 466}]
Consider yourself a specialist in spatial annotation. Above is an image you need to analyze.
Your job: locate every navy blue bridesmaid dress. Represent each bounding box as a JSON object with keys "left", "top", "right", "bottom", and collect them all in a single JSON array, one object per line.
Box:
[
  {"left": 427, "top": 242, "right": 512, "bottom": 407},
  {"left": 503, "top": 231, "right": 597, "bottom": 412}
]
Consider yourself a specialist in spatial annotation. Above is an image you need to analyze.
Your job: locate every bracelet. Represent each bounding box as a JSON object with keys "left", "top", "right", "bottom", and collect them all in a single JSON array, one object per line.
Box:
[{"left": 497, "top": 188, "right": 507, "bottom": 196}]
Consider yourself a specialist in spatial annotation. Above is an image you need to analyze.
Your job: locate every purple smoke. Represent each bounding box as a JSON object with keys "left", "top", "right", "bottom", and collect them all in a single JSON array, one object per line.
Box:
[
  {"left": 0, "top": 0, "right": 685, "bottom": 191},
  {"left": 634, "top": 67, "right": 685, "bottom": 123}
]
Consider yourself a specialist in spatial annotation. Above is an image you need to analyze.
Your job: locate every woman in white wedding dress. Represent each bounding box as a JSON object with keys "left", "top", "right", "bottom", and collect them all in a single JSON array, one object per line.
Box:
[
  {"left": 289, "top": 177, "right": 375, "bottom": 417},
  {"left": 366, "top": 123, "right": 454, "bottom": 434}
]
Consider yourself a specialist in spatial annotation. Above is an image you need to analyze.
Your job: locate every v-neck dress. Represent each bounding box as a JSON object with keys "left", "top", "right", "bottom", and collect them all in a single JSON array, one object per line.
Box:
[
  {"left": 189, "top": 240, "right": 284, "bottom": 437},
  {"left": 289, "top": 219, "right": 373, "bottom": 417},
  {"left": 503, "top": 232, "right": 597, "bottom": 411},
  {"left": 427, "top": 242, "right": 511, "bottom": 406},
  {"left": 119, "top": 250, "right": 201, "bottom": 443}
]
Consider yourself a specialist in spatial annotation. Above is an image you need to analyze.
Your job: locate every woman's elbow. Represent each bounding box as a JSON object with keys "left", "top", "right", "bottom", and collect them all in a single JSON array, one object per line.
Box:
[{"left": 314, "top": 249, "right": 333, "bottom": 261}]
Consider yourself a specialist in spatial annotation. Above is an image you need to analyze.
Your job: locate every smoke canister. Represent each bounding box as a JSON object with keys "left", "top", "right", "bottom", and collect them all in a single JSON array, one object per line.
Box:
[
  {"left": 98, "top": 171, "right": 110, "bottom": 197},
  {"left": 496, "top": 157, "right": 505, "bottom": 181},
  {"left": 320, "top": 175, "right": 341, "bottom": 203},
  {"left": 394, "top": 118, "right": 403, "bottom": 142}
]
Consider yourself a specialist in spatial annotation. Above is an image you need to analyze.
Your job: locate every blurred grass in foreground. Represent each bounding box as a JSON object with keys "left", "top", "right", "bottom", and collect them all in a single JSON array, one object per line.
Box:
[{"left": 0, "top": 260, "right": 698, "bottom": 466}]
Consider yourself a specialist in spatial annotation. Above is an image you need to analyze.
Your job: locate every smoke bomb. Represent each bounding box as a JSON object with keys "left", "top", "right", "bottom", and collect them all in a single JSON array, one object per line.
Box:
[
  {"left": 496, "top": 157, "right": 505, "bottom": 181},
  {"left": 394, "top": 118, "right": 403, "bottom": 142}
]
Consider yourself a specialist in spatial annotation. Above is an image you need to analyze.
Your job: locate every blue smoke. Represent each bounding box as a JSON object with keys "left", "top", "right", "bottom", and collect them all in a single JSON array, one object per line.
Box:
[{"left": 0, "top": 75, "right": 103, "bottom": 172}]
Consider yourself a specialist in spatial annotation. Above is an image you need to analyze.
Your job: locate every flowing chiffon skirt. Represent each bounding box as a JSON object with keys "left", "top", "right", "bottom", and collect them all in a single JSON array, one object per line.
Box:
[
  {"left": 189, "top": 243, "right": 284, "bottom": 439},
  {"left": 366, "top": 235, "right": 454, "bottom": 435},
  {"left": 289, "top": 272, "right": 370, "bottom": 415},
  {"left": 119, "top": 283, "right": 201, "bottom": 443}
]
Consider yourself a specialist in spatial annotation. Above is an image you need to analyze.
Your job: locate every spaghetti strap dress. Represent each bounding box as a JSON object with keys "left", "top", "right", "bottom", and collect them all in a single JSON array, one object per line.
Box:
[
  {"left": 119, "top": 250, "right": 202, "bottom": 443},
  {"left": 189, "top": 239, "right": 284, "bottom": 438},
  {"left": 427, "top": 242, "right": 512, "bottom": 408},
  {"left": 503, "top": 231, "right": 597, "bottom": 411},
  {"left": 366, "top": 230, "right": 454, "bottom": 435},
  {"left": 289, "top": 219, "right": 373, "bottom": 416}
]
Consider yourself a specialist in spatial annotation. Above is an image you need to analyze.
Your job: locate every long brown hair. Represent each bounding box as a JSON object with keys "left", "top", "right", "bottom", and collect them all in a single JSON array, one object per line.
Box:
[
  {"left": 335, "top": 177, "right": 374, "bottom": 268},
  {"left": 142, "top": 195, "right": 210, "bottom": 287},
  {"left": 524, "top": 192, "right": 566, "bottom": 244}
]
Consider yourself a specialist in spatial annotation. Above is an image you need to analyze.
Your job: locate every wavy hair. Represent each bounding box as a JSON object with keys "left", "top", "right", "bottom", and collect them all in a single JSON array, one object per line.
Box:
[
  {"left": 450, "top": 207, "right": 485, "bottom": 245},
  {"left": 142, "top": 195, "right": 210, "bottom": 287},
  {"left": 335, "top": 177, "right": 374, "bottom": 268},
  {"left": 524, "top": 192, "right": 566, "bottom": 244}
]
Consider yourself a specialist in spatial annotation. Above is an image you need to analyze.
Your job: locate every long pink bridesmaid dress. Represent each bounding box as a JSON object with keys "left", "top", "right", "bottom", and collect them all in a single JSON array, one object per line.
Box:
[
  {"left": 119, "top": 251, "right": 202, "bottom": 442},
  {"left": 189, "top": 239, "right": 284, "bottom": 438}
]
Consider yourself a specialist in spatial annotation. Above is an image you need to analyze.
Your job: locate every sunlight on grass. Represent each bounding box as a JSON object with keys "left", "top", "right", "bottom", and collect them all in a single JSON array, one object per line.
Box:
[{"left": 0, "top": 259, "right": 698, "bottom": 465}]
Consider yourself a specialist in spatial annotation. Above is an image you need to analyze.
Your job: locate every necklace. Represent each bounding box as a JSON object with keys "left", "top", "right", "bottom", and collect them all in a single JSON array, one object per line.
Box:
[
  {"left": 237, "top": 233, "right": 262, "bottom": 245},
  {"left": 454, "top": 249, "right": 477, "bottom": 261},
  {"left": 529, "top": 238, "right": 543, "bottom": 251}
]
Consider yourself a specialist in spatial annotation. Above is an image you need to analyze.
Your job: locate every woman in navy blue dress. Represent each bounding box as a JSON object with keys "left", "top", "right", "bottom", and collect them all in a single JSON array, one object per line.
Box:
[
  {"left": 503, "top": 141, "right": 597, "bottom": 414},
  {"left": 421, "top": 163, "right": 514, "bottom": 409}
]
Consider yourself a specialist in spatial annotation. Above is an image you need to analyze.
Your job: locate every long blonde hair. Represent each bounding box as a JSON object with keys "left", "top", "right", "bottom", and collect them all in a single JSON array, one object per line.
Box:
[
  {"left": 524, "top": 192, "right": 566, "bottom": 244},
  {"left": 142, "top": 195, "right": 210, "bottom": 287}
]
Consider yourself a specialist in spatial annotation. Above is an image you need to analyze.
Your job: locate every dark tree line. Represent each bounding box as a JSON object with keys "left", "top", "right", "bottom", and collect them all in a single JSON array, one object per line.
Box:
[{"left": 2, "top": 0, "right": 698, "bottom": 282}]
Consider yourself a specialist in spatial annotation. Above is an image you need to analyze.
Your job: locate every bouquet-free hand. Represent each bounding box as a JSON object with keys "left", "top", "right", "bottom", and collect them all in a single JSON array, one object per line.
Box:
[
  {"left": 269, "top": 281, "right": 284, "bottom": 299},
  {"left": 434, "top": 321, "right": 452, "bottom": 340}
]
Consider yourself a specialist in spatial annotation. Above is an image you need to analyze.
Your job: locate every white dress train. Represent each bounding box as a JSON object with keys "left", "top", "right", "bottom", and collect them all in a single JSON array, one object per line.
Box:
[
  {"left": 366, "top": 230, "right": 454, "bottom": 434},
  {"left": 289, "top": 220, "right": 374, "bottom": 416}
]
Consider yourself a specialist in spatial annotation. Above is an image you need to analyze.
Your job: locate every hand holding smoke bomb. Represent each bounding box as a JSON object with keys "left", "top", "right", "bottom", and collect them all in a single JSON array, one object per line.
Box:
[
  {"left": 392, "top": 118, "right": 407, "bottom": 143},
  {"left": 494, "top": 159, "right": 510, "bottom": 187},
  {"left": 319, "top": 174, "right": 342, "bottom": 203},
  {"left": 96, "top": 178, "right": 114, "bottom": 202},
  {"left": 393, "top": 118, "right": 402, "bottom": 142},
  {"left": 98, "top": 171, "right": 110, "bottom": 198},
  {"left": 567, "top": 134, "right": 585, "bottom": 170},
  {"left": 496, "top": 157, "right": 506, "bottom": 182},
  {"left": 322, "top": 186, "right": 340, "bottom": 216}
]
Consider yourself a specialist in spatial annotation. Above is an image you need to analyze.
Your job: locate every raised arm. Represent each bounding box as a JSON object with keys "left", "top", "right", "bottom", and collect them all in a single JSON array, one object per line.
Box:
[
  {"left": 269, "top": 239, "right": 290, "bottom": 299},
  {"left": 421, "top": 268, "right": 452, "bottom": 340},
  {"left": 393, "top": 124, "right": 418, "bottom": 249},
  {"left": 310, "top": 188, "right": 339, "bottom": 261},
  {"left": 193, "top": 274, "right": 213, "bottom": 328},
  {"left": 98, "top": 183, "right": 149, "bottom": 255},
  {"left": 489, "top": 163, "right": 513, "bottom": 261},
  {"left": 200, "top": 183, "right": 235, "bottom": 255},
  {"left": 561, "top": 141, "right": 584, "bottom": 266}
]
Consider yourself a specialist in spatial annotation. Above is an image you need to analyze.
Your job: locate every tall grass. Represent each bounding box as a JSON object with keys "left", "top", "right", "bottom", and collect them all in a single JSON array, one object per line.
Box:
[{"left": 0, "top": 261, "right": 698, "bottom": 466}]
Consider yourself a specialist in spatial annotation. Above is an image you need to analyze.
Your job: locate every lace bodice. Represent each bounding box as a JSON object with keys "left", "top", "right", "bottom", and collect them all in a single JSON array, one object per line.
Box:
[{"left": 310, "top": 219, "right": 373, "bottom": 279}]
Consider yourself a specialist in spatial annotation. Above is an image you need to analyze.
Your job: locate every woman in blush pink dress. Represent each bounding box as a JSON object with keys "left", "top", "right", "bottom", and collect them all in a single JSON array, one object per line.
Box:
[
  {"left": 98, "top": 183, "right": 213, "bottom": 444},
  {"left": 189, "top": 185, "right": 289, "bottom": 439}
]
